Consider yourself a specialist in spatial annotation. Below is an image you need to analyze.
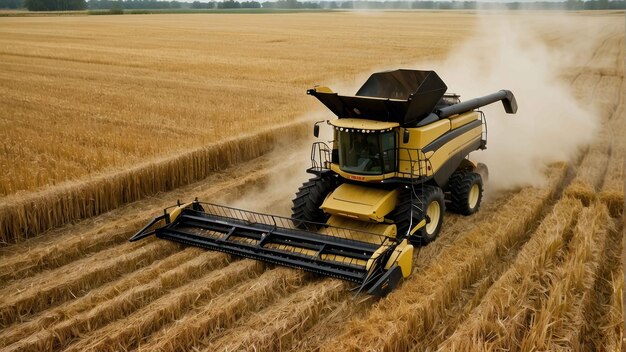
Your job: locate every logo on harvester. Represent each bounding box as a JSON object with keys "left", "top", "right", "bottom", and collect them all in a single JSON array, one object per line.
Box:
[{"left": 350, "top": 175, "right": 366, "bottom": 181}]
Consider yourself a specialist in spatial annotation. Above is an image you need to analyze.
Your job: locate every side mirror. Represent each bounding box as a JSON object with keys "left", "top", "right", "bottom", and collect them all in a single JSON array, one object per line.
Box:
[
  {"left": 403, "top": 129, "right": 410, "bottom": 144},
  {"left": 313, "top": 120, "right": 325, "bottom": 138}
]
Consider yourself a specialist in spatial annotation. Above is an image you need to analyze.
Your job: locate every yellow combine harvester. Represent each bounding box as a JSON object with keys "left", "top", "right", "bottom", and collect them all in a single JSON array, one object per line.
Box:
[{"left": 131, "top": 70, "right": 517, "bottom": 296}]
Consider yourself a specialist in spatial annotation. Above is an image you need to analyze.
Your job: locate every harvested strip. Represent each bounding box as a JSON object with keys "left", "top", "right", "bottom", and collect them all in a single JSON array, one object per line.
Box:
[
  {"left": 288, "top": 295, "right": 375, "bottom": 352},
  {"left": 0, "top": 240, "right": 179, "bottom": 327},
  {"left": 0, "top": 248, "right": 202, "bottom": 348},
  {"left": 0, "top": 226, "right": 136, "bottom": 285},
  {"left": 414, "top": 191, "right": 517, "bottom": 271},
  {"left": 282, "top": 202, "right": 518, "bottom": 351},
  {"left": 136, "top": 267, "right": 308, "bottom": 352},
  {"left": 581, "top": 218, "right": 624, "bottom": 350},
  {"left": 602, "top": 268, "right": 624, "bottom": 351},
  {"left": 521, "top": 203, "right": 609, "bottom": 350},
  {"left": 322, "top": 164, "right": 569, "bottom": 352},
  {"left": 564, "top": 142, "right": 610, "bottom": 205},
  {"left": 571, "top": 72, "right": 601, "bottom": 104},
  {"left": 0, "top": 148, "right": 298, "bottom": 259},
  {"left": 439, "top": 197, "right": 582, "bottom": 351},
  {"left": 0, "top": 151, "right": 301, "bottom": 285},
  {"left": 3, "top": 250, "right": 230, "bottom": 352},
  {"left": 600, "top": 113, "right": 625, "bottom": 217},
  {"left": 593, "top": 74, "right": 622, "bottom": 117},
  {"left": 64, "top": 259, "right": 267, "bottom": 352},
  {"left": 202, "top": 279, "right": 347, "bottom": 352},
  {"left": 413, "top": 221, "right": 531, "bottom": 352}
]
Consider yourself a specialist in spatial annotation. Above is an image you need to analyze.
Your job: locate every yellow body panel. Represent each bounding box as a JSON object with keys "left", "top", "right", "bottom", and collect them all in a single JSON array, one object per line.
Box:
[
  {"left": 321, "top": 183, "right": 398, "bottom": 222},
  {"left": 424, "top": 126, "right": 482, "bottom": 175},
  {"left": 449, "top": 111, "right": 479, "bottom": 130},
  {"left": 169, "top": 202, "right": 194, "bottom": 222},
  {"left": 396, "top": 115, "right": 482, "bottom": 177},
  {"left": 383, "top": 239, "right": 413, "bottom": 278},
  {"left": 366, "top": 244, "right": 392, "bottom": 271},
  {"left": 313, "top": 86, "right": 334, "bottom": 94},
  {"left": 412, "top": 119, "right": 450, "bottom": 146},
  {"left": 330, "top": 118, "right": 399, "bottom": 131},
  {"left": 409, "top": 219, "right": 427, "bottom": 236}
]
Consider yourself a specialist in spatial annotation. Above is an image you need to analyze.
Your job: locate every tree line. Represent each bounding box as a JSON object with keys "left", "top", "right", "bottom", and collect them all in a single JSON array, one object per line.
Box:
[
  {"left": 2, "top": 0, "right": 624, "bottom": 12},
  {"left": 88, "top": 0, "right": 182, "bottom": 9},
  {"left": 22, "top": 0, "right": 85, "bottom": 10}
]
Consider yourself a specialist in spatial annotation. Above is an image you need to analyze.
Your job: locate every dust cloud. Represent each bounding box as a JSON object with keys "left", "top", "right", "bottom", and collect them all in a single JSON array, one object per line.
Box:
[
  {"left": 224, "top": 112, "right": 325, "bottom": 216},
  {"left": 304, "top": 13, "right": 600, "bottom": 194},
  {"left": 425, "top": 14, "right": 599, "bottom": 192}
]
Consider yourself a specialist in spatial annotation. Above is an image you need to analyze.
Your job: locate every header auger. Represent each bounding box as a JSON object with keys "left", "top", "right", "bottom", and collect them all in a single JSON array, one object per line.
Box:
[{"left": 131, "top": 69, "right": 517, "bottom": 296}]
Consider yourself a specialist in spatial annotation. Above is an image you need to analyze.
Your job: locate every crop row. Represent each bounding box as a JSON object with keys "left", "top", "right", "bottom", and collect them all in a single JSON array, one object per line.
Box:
[
  {"left": 0, "top": 121, "right": 308, "bottom": 244},
  {"left": 323, "top": 163, "right": 569, "bottom": 351}
]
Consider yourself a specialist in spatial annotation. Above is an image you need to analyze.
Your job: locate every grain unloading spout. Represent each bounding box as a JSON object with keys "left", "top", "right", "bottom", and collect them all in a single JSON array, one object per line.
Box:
[
  {"left": 308, "top": 69, "right": 448, "bottom": 125},
  {"left": 131, "top": 200, "right": 409, "bottom": 296},
  {"left": 435, "top": 90, "right": 518, "bottom": 118}
]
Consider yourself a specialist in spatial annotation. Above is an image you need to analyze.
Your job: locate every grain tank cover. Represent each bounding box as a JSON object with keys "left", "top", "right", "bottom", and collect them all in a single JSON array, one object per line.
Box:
[{"left": 308, "top": 69, "right": 448, "bottom": 126}]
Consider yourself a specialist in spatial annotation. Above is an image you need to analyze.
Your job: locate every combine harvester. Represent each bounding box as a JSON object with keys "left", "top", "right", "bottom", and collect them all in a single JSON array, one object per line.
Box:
[{"left": 131, "top": 70, "right": 517, "bottom": 296}]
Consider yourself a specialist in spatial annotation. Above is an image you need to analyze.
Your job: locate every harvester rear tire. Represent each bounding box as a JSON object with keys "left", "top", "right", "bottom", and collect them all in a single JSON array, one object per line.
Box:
[
  {"left": 391, "top": 185, "right": 445, "bottom": 245},
  {"left": 291, "top": 175, "right": 337, "bottom": 230},
  {"left": 447, "top": 171, "right": 483, "bottom": 215}
]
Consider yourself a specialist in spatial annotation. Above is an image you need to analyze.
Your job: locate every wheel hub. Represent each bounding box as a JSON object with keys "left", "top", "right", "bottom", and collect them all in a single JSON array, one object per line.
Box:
[
  {"left": 425, "top": 201, "right": 440, "bottom": 235},
  {"left": 469, "top": 184, "right": 480, "bottom": 209}
]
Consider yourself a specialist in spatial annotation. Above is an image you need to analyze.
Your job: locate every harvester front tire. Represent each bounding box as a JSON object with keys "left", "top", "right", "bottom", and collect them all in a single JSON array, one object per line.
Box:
[
  {"left": 391, "top": 185, "right": 445, "bottom": 245},
  {"left": 291, "top": 176, "right": 337, "bottom": 229},
  {"left": 447, "top": 171, "right": 483, "bottom": 215}
]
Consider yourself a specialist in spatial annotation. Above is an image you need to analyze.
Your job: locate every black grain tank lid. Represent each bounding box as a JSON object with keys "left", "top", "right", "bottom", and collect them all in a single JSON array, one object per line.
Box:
[{"left": 308, "top": 69, "right": 448, "bottom": 126}]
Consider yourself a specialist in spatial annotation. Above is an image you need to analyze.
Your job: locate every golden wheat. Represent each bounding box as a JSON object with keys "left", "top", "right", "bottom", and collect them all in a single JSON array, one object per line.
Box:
[
  {"left": 4, "top": 250, "right": 230, "bottom": 352},
  {"left": 581, "top": 217, "right": 625, "bottom": 350},
  {"left": 603, "top": 265, "right": 624, "bottom": 351},
  {"left": 0, "top": 248, "right": 202, "bottom": 348},
  {"left": 520, "top": 203, "right": 608, "bottom": 350},
  {"left": 287, "top": 295, "right": 374, "bottom": 352},
  {"left": 0, "top": 240, "right": 179, "bottom": 327},
  {"left": 439, "top": 197, "right": 582, "bottom": 351},
  {"left": 600, "top": 104, "right": 625, "bottom": 216},
  {"left": 0, "top": 149, "right": 298, "bottom": 282},
  {"left": 0, "top": 122, "right": 307, "bottom": 244},
  {"left": 564, "top": 141, "right": 610, "bottom": 204},
  {"left": 137, "top": 267, "right": 308, "bottom": 352},
  {"left": 63, "top": 259, "right": 267, "bottom": 351},
  {"left": 411, "top": 232, "right": 530, "bottom": 351},
  {"left": 202, "top": 280, "right": 347, "bottom": 352},
  {"left": 323, "top": 164, "right": 568, "bottom": 352}
]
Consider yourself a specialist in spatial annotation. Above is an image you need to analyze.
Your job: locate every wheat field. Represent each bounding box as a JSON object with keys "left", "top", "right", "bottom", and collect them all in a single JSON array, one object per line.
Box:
[
  {"left": 0, "top": 11, "right": 475, "bottom": 197},
  {"left": 0, "top": 10, "right": 624, "bottom": 352}
]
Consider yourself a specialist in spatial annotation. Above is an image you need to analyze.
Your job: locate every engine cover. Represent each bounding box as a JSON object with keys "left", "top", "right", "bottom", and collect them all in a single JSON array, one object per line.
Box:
[{"left": 321, "top": 183, "right": 398, "bottom": 223}]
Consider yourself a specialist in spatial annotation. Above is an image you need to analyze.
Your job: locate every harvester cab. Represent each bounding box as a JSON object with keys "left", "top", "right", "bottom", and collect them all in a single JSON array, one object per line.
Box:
[{"left": 131, "top": 69, "right": 517, "bottom": 296}]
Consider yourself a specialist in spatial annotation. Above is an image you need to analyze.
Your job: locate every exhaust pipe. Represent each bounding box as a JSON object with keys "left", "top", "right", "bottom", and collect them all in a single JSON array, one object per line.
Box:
[{"left": 436, "top": 89, "right": 517, "bottom": 118}]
